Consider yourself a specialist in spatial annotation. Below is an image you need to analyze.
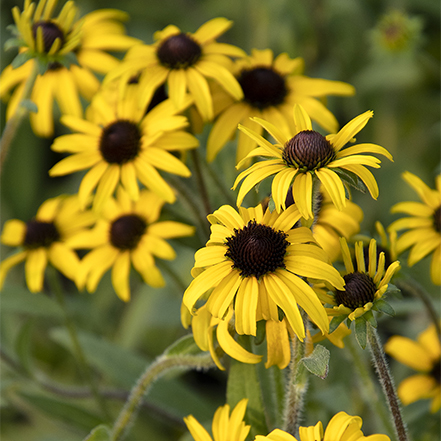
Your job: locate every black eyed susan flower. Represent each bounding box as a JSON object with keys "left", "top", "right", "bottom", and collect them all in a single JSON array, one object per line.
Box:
[
  {"left": 0, "top": 0, "right": 140, "bottom": 137},
  {"left": 48, "top": 84, "right": 198, "bottom": 211},
  {"left": 326, "top": 238, "right": 400, "bottom": 322},
  {"left": 233, "top": 104, "right": 393, "bottom": 219},
  {"left": 388, "top": 171, "right": 441, "bottom": 285},
  {"left": 0, "top": 195, "right": 95, "bottom": 292},
  {"left": 105, "top": 17, "right": 245, "bottom": 122},
  {"left": 255, "top": 411, "right": 390, "bottom": 441},
  {"left": 70, "top": 188, "right": 195, "bottom": 302},
  {"left": 384, "top": 324, "right": 440, "bottom": 413},
  {"left": 307, "top": 187, "right": 364, "bottom": 262},
  {"left": 207, "top": 48, "right": 355, "bottom": 164},
  {"left": 184, "top": 399, "right": 250, "bottom": 441},
  {"left": 182, "top": 204, "right": 345, "bottom": 343}
]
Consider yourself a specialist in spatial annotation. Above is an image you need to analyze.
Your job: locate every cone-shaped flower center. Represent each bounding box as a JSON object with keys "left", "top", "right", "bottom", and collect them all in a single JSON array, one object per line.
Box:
[
  {"left": 99, "top": 120, "right": 141, "bottom": 164},
  {"left": 431, "top": 360, "right": 441, "bottom": 384},
  {"left": 225, "top": 221, "right": 288, "bottom": 279},
  {"left": 32, "top": 21, "right": 65, "bottom": 53},
  {"left": 157, "top": 33, "right": 202, "bottom": 69},
  {"left": 110, "top": 215, "right": 147, "bottom": 250},
  {"left": 24, "top": 220, "right": 60, "bottom": 249},
  {"left": 334, "top": 272, "right": 376, "bottom": 310},
  {"left": 434, "top": 206, "right": 441, "bottom": 233},
  {"left": 238, "top": 67, "right": 287, "bottom": 109},
  {"left": 283, "top": 130, "right": 335, "bottom": 171}
]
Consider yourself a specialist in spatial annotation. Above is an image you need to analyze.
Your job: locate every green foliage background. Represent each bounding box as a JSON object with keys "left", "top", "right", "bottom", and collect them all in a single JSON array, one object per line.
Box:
[{"left": 0, "top": 0, "right": 440, "bottom": 440}]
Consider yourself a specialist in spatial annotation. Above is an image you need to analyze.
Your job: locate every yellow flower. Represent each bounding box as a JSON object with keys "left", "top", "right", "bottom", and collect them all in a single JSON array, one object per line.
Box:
[
  {"left": 0, "top": 194, "right": 95, "bottom": 292},
  {"left": 48, "top": 83, "right": 198, "bottom": 211},
  {"left": 311, "top": 187, "right": 364, "bottom": 262},
  {"left": 70, "top": 188, "right": 195, "bottom": 302},
  {"left": 256, "top": 411, "right": 390, "bottom": 441},
  {"left": 184, "top": 399, "right": 250, "bottom": 441},
  {"left": 233, "top": 104, "right": 393, "bottom": 219},
  {"left": 0, "top": 0, "right": 140, "bottom": 137},
  {"left": 388, "top": 171, "right": 441, "bottom": 285},
  {"left": 207, "top": 48, "right": 355, "bottom": 164},
  {"left": 384, "top": 324, "right": 440, "bottom": 413},
  {"left": 326, "top": 238, "right": 400, "bottom": 321},
  {"left": 105, "top": 17, "right": 245, "bottom": 122},
  {"left": 182, "top": 204, "right": 345, "bottom": 342}
]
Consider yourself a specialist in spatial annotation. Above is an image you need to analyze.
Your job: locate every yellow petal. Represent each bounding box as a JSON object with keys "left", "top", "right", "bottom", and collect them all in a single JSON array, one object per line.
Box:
[
  {"left": 1, "top": 220, "right": 26, "bottom": 246},
  {"left": 25, "top": 248, "right": 48, "bottom": 292}
]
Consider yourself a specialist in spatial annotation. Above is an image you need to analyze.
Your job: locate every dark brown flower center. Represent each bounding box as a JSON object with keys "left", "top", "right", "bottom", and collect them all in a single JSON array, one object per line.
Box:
[
  {"left": 334, "top": 272, "right": 376, "bottom": 310},
  {"left": 225, "top": 220, "right": 289, "bottom": 279},
  {"left": 32, "top": 21, "right": 65, "bottom": 53},
  {"left": 431, "top": 359, "right": 441, "bottom": 384},
  {"left": 146, "top": 84, "right": 168, "bottom": 113},
  {"left": 434, "top": 206, "right": 441, "bottom": 233},
  {"left": 238, "top": 67, "right": 287, "bottom": 109},
  {"left": 283, "top": 130, "right": 335, "bottom": 171},
  {"left": 24, "top": 220, "right": 60, "bottom": 249},
  {"left": 157, "top": 33, "right": 202, "bottom": 69},
  {"left": 110, "top": 215, "right": 147, "bottom": 250},
  {"left": 99, "top": 120, "right": 141, "bottom": 164}
]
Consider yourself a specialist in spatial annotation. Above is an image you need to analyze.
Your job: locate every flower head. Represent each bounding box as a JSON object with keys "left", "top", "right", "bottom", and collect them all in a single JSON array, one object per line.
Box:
[
  {"left": 48, "top": 84, "right": 198, "bottom": 211},
  {"left": 256, "top": 411, "right": 390, "bottom": 441},
  {"left": 184, "top": 399, "right": 250, "bottom": 441},
  {"left": 0, "top": 194, "right": 95, "bottom": 292},
  {"left": 182, "top": 204, "right": 345, "bottom": 342},
  {"left": 326, "top": 238, "right": 400, "bottom": 322},
  {"left": 207, "top": 49, "right": 355, "bottom": 164},
  {"left": 385, "top": 324, "right": 440, "bottom": 413},
  {"left": 68, "top": 188, "right": 194, "bottom": 301},
  {"left": 233, "top": 104, "right": 393, "bottom": 219},
  {"left": 388, "top": 171, "right": 441, "bottom": 285},
  {"left": 0, "top": 1, "right": 140, "bottom": 136},
  {"left": 105, "top": 17, "right": 245, "bottom": 122}
]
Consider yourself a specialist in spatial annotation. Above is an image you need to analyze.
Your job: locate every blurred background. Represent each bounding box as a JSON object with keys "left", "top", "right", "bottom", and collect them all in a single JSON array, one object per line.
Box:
[{"left": 1, "top": 0, "right": 440, "bottom": 440}]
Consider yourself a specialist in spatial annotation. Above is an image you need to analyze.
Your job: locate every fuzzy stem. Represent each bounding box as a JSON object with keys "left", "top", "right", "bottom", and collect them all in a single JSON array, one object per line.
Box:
[
  {"left": 367, "top": 323, "right": 409, "bottom": 441},
  {"left": 110, "top": 352, "right": 215, "bottom": 441},
  {"left": 0, "top": 61, "right": 39, "bottom": 173},
  {"left": 345, "top": 336, "right": 397, "bottom": 438},
  {"left": 190, "top": 149, "right": 212, "bottom": 217},
  {"left": 282, "top": 315, "right": 309, "bottom": 437},
  {"left": 47, "top": 268, "right": 111, "bottom": 421}
]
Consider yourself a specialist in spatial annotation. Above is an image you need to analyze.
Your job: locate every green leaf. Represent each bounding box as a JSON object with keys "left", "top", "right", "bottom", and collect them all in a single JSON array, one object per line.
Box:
[
  {"left": 6, "top": 24, "right": 19, "bottom": 36},
  {"left": 4, "top": 37, "right": 20, "bottom": 51},
  {"left": 1, "top": 284, "right": 63, "bottom": 318},
  {"left": 385, "top": 283, "right": 401, "bottom": 296},
  {"left": 20, "top": 393, "right": 104, "bottom": 431},
  {"left": 36, "top": 57, "right": 49, "bottom": 75},
  {"left": 82, "top": 424, "right": 112, "bottom": 441},
  {"left": 60, "top": 51, "right": 79, "bottom": 68},
  {"left": 11, "top": 51, "right": 33, "bottom": 69},
  {"left": 300, "top": 344, "right": 330, "bottom": 379},
  {"left": 373, "top": 299, "right": 395, "bottom": 316},
  {"left": 354, "top": 317, "right": 367, "bottom": 349},
  {"left": 329, "top": 315, "right": 347, "bottom": 334},
  {"left": 163, "top": 334, "right": 204, "bottom": 357},
  {"left": 227, "top": 349, "right": 267, "bottom": 438},
  {"left": 334, "top": 168, "right": 368, "bottom": 194},
  {"left": 364, "top": 310, "right": 377, "bottom": 327},
  {"left": 14, "top": 318, "right": 35, "bottom": 374},
  {"left": 20, "top": 99, "right": 38, "bottom": 113}
]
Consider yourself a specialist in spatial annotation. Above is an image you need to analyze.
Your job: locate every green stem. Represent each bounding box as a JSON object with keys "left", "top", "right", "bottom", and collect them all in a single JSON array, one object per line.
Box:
[
  {"left": 282, "top": 315, "right": 309, "bottom": 437},
  {"left": 395, "top": 278, "right": 441, "bottom": 342},
  {"left": 345, "top": 336, "right": 397, "bottom": 439},
  {"left": 110, "top": 352, "right": 215, "bottom": 441},
  {"left": 191, "top": 149, "right": 211, "bottom": 217},
  {"left": 47, "top": 268, "right": 111, "bottom": 421},
  {"left": 366, "top": 323, "right": 409, "bottom": 441},
  {"left": 0, "top": 61, "right": 39, "bottom": 173}
]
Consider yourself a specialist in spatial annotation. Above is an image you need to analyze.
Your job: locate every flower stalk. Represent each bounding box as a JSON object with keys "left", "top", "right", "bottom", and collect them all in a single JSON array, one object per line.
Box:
[
  {"left": 0, "top": 61, "right": 39, "bottom": 173},
  {"left": 367, "top": 322, "right": 409, "bottom": 441},
  {"left": 110, "top": 351, "right": 215, "bottom": 441}
]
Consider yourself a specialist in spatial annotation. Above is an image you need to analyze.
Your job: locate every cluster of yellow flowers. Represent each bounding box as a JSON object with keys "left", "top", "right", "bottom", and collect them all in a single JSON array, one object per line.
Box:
[{"left": 0, "top": 1, "right": 440, "bottom": 439}]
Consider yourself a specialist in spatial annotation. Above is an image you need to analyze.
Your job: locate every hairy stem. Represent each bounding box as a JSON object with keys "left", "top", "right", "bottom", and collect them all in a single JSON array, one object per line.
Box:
[
  {"left": 111, "top": 352, "right": 215, "bottom": 441},
  {"left": 367, "top": 323, "right": 409, "bottom": 441}
]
